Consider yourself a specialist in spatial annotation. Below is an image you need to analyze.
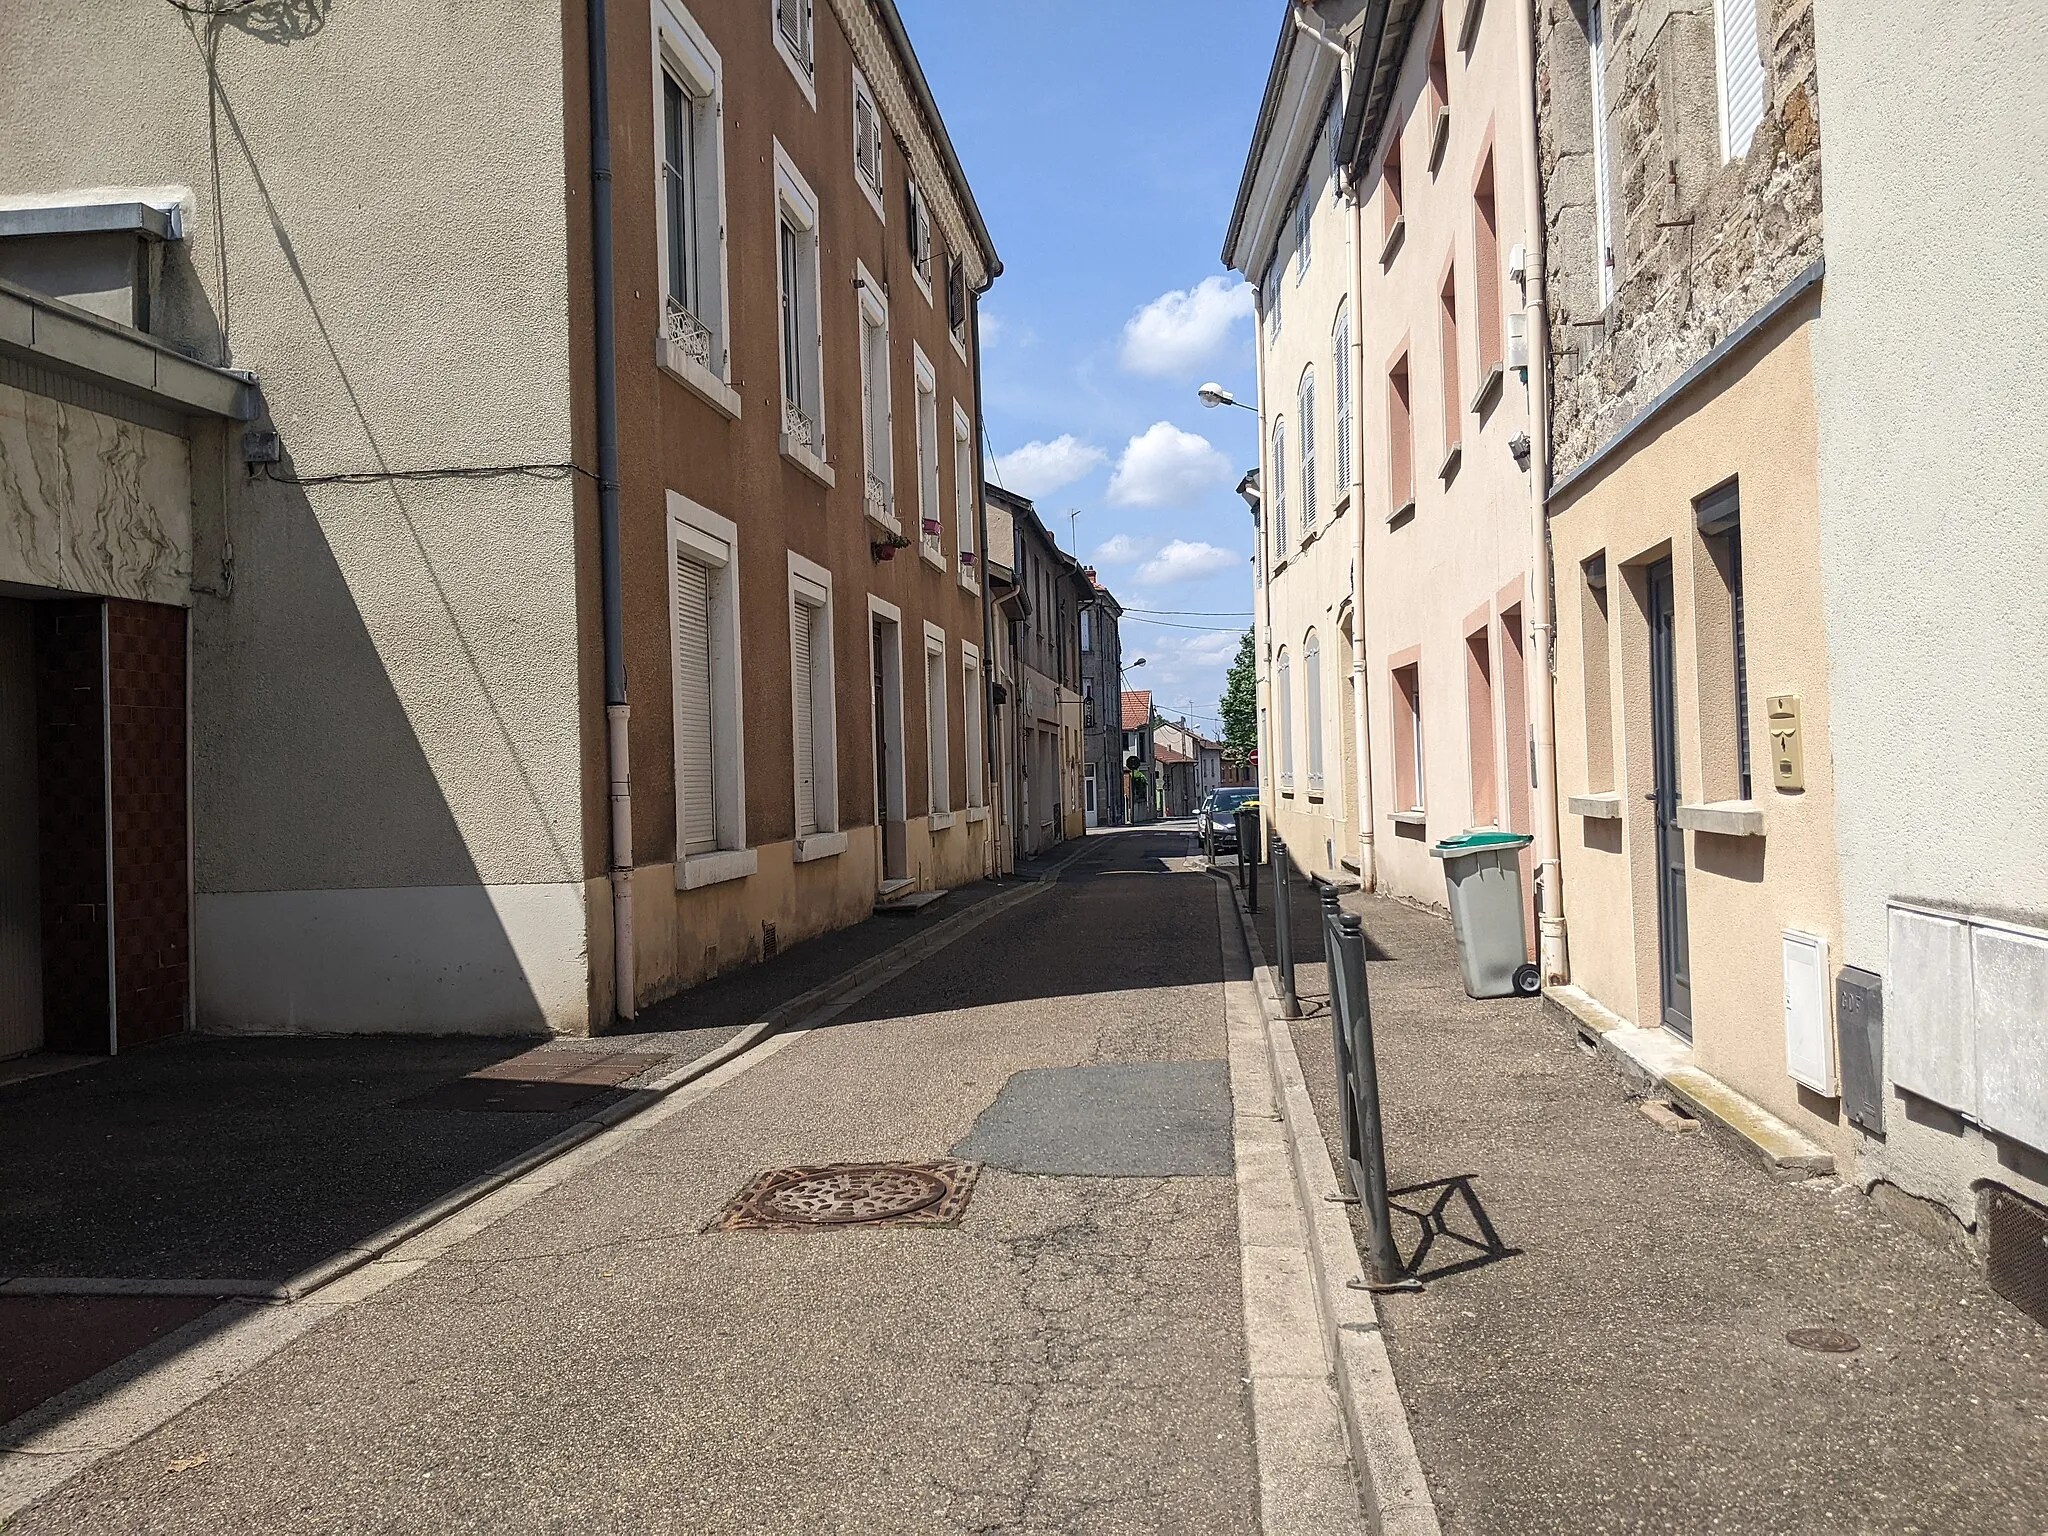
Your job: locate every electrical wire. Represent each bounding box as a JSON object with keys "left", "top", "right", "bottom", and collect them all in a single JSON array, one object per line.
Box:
[
  {"left": 162, "top": 0, "right": 263, "bottom": 14},
  {"left": 261, "top": 462, "right": 598, "bottom": 488},
  {"left": 1118, "top": 615, "right": 1252, "bottom": 632},
  {"left": 1122, "top": 606, "right": 1254, "bottom": 618}
]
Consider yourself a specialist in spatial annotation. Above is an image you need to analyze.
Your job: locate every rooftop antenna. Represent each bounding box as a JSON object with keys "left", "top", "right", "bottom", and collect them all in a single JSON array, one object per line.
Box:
[{"left": 1068, "top": 508, "right": 1079, "bottom": 551}]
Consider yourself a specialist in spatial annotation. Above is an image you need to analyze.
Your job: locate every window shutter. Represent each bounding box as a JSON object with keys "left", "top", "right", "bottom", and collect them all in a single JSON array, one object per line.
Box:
[
  {"left": 1300, "top": 373, "right": 1317, "bottom": 528},
  {"left": 1271, "top": 421, "right": 1288, "bottom": 555},
  {"left": 1333, "top": 314, "right": 1353, "bottom": 492},
  {"left": 1718, "top": 0, "right": 1768, "bottom": 160},
  {"left": 1306, "top": 636, "right": 1324, "bottom": 790},
  {"left": 792, "top": 599, "right": 818, "bottom": 838},
  {"left": 855, "top": 93, "right": 876, "bottom": 184},
  {"left": 675, "top": 552, "right": 718, "bottom": 856},
  {"left": 947, "top": 260, "right": 965, "bottom": 332}
]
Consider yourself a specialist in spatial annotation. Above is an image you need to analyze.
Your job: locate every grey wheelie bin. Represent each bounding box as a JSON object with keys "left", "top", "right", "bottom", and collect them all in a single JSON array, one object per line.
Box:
[{"left": 1430, "top": 830, "right": 1540, "bottom": 999}]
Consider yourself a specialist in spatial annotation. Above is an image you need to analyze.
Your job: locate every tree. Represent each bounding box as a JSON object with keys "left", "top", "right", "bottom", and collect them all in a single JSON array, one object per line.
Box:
[{"left": 1219, "top": 628, "right": 1257, "bottom": 769}]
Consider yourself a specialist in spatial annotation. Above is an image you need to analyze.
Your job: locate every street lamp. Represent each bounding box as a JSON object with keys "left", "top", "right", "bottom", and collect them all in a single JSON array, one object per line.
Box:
[{"left": 1198, "top": 382, "right": 1257, "bottom": 412}]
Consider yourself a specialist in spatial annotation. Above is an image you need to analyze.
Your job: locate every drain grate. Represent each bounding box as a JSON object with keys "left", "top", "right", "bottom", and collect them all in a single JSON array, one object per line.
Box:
[
  {"left": 1985, "top": 1184, "right": 2048, "bottom": 1328},
  {"left": 710, "top": 1160, "right": 980, "bottom": 1231}
]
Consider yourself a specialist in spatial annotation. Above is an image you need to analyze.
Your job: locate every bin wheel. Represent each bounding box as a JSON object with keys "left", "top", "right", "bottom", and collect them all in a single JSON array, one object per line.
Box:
[{"left": 1513, "top": 963, "right": 1542, "bottom": 997}]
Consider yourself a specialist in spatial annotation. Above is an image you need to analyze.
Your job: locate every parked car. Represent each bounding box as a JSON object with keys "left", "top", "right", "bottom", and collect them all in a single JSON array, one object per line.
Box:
[{"left": 1198, "top": 787, "right": 1259, "bottom": 851}]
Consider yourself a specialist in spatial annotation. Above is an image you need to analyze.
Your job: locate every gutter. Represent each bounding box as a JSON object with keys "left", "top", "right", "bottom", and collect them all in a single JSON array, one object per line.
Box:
[
  {"left": 586, "top": 0, "right": 635, "bottom": 1022},
  {"left": 0, "top": 277, "right": 258, "bottom": 420}
]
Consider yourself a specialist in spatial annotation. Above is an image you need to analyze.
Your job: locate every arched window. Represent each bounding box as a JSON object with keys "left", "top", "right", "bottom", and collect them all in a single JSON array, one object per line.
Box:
[
  {"left": 1305, "top": 630, "right": 1325, "bottom": 792},
  {"left": 1331, "top": 304, "right": 1353, "bottom": 495},
  {"left": 1275, "top": 647, "right": 1295, "bottom": 789},
  {"left": 1270, "top": 417, "right": 1289, "bottom": 558},
  {"left": 1298, "top": 367, "right": 1317, "bottom": 531}
]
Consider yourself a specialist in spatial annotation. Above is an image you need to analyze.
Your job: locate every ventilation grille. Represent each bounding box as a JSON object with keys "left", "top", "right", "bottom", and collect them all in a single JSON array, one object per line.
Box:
[{"left": 1985, "top": 1185, "right": 2048, "bottom": 1328}]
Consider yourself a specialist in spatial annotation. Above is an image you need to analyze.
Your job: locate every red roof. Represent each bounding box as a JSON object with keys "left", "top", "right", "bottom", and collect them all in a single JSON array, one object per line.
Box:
[
  {"left": 1121, "top": 690, "right": 1151, "bottom": 730},
  {"left": 1153, "top": 741, "right": 1192, "bottom": 766}
]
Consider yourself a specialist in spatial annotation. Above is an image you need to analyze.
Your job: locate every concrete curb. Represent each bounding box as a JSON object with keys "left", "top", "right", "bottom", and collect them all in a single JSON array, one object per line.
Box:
[
  {"left": 1216, "top": 871, "right": 1442, "bottom": 1536},
  {"left": 2, "top": 848, "right": 1096, "bottom": 1307},
  {"left": 1542, "top": 984, "right": 1836, "bottom": 1180}
]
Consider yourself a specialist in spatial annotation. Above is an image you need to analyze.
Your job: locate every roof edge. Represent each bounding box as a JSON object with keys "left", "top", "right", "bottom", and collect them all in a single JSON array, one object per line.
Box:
[{"left": 875, "top": 0, "right": 1002, "bottom": 280}]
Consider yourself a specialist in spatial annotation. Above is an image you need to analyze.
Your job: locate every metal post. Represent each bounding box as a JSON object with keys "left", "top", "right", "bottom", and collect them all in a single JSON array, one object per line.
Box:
[
  {"left": 1238, "top": 806, "right": 1258, "bottom": 914},
  {"left": 1320, "top": 884, "right": 1359, "bottom": 1201},
  {"left": 1338, "top": 912, "right": 1416, "bottom": 1290},
  {"left": 1272, "top": 835, "right": 1299, "bottom": 1019}
]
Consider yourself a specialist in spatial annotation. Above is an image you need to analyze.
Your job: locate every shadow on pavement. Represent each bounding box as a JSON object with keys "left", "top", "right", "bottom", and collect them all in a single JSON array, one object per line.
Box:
[{"left": 1389, "top": 1173, "right": 1521, "bottom": 1283}]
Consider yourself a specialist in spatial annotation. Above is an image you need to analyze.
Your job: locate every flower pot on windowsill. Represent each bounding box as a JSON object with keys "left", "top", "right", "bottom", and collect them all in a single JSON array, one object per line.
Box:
[
  {"left": 960, "top": 550, "right": 977, "bottom": 567},
  {"left": 921, "top": 518, "right": 942, "bottom": 538},
  {"left": 871, "top": 531, "right": 912, "bottom": 562}
]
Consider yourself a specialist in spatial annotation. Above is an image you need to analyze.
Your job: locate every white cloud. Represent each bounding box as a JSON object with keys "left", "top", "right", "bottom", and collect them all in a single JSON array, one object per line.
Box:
[
  {"left": 978, "top": 311, "right": 1004, "bottom": 346},
  {"left": 992, "top": 435, "right": 1107, "bottom": 500},
  {"left": 1135, "top": 539, "right": 1242, "bottom": 586},
  {"left": 1106, "top": 422, "right": 1233, "bottom": 508},
  {"left": 1118, "top": 275, "right": 1256, "bottom": 377},
  {"left": 1092, "top": 532, "right": 1149, "bottom": 564}
]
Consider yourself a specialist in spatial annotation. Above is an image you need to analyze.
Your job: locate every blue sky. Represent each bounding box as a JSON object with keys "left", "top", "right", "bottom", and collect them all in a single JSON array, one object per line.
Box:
[{"left": 897, "top": 0, "right": 1279, "bottom": 737}]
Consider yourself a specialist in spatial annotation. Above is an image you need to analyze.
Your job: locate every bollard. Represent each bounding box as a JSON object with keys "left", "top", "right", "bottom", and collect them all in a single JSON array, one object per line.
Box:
[
  {"left": 1337, "top": 912, "right": 1415, "bottom": 1291},
  {"left": 1272, "top": 836, "right": 1299, "bottom": 1019},
  {"left": 1237, "top": 806, "right": 1259, "bottom": 914},
  {"left": 1319, "top": 883, "right": 1359, "bottom": 1202}
]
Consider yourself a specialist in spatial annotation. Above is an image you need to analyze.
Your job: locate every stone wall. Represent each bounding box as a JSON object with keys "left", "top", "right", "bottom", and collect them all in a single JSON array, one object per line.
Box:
[{"left": 1536, "top": 0, "right": 1823, "bottom": 475}]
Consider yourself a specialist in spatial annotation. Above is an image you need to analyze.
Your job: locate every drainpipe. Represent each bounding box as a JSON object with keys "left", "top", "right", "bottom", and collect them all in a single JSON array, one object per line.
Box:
[
  {"left": 971, "top": 285, "right": 999, "bottom": 875},
  {"left": 1513, "top": 0, "right": 1568, "bottom": 984},
  {"left": 587, "top": 0, "right": 635, "bottom": 1021},
  {"left": 1345, "top": 95, "right": 1377, "bottom": 893},
  {"left": 1250, "top": 258, "right": 1274, "bottom": 847}
]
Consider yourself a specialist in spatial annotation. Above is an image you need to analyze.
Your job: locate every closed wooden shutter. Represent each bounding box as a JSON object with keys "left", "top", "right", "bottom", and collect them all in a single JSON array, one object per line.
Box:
[
  {"left": 1333, "top": 311, "right": 1353, "bottom": 492},
  {"left": 1299, "top": 372, "right": 1317, "bottom": 528},
  {"left": 793, "top": 599, "right": 818, "bottom": 838},
  {"left": 675, "top": 552, "right": 717, "bottom": 856},
  {"left": 1718, "top": 0, "right": 1768, "bottom": 160}
]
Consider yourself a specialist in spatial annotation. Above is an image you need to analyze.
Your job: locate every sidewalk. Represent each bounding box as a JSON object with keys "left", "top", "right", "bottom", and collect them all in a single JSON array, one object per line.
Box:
[{"left": 1252, "top": 866, "right": 2048, "bottom": 1533}]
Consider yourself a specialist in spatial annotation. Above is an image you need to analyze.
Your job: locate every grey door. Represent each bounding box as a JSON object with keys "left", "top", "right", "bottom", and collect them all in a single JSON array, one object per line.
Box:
[{"left": 1647, "top": 560, "right": 1692, "bottom": 1037}]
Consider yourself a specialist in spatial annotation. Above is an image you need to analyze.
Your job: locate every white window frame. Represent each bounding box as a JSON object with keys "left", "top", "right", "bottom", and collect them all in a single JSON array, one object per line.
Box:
[
  {"left": 905, "top": 175, "right": 934, "bottom": 304},
  {"left": 952, "top": 400, "right": 978, "bottom": 590},
  {"left": 1588, "top": 0, "right": 1616, "bottom": 309},
  {"left": 667, "top": 492, "right": 754, "bottom": 889},
  {"left": 924, "top": 622, "right": 952, "bottom": 826},
  {"left": 651, "top": 0, "right": 736, "bottom": 416},
  {"left": 773, "top": 141, "right": 830, "bottom": 478},
  {"left": 788, "top": 551, "right": 844, "bottom": 862},
  {"left": 851, "top": 65, "right": 886, "bottom": 222},
  {"left": 1714, "top": 0, "right": 1768, "bottom": 162},
  {"left": 1294, "top": 183, "right": 1313, "bottom": 281},
  {"left": 1305, "top": 630, "right": 1325, "bottom": 793},
  {"left": 1299, "top": 366, "right": 1318, "bottom": 532},
  {"left": 913, "top": 345, "right": 942, "bottom": 568},
  {"left": 962, "top": 638, "right": 986, "bottom": 816},
  {"left": 856, "top": 259, "right": 893, "bottom": 527},
  {"left": 1263, "top": 254, "right": 1282, "bottom": 341},
  {"left": 1270, "top": 417, "right": 1289, "bottom": 559},
  {"left": 1276, "top": 646, "right": 1295, "bottom": 790},
  {"left": 772, "top": 0, "right": 817, "bottom": 108}
]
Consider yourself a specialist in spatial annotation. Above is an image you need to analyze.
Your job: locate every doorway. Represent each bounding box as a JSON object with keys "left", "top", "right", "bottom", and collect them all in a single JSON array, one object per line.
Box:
[
  {"left": 1646, "top": 560, "right": 1693, "bottom": 1037},
  {"left": 871, "top": 614, "right": 906, "bottom": 885},
  {"left": 0, "top": 599, "right": 41, "bottom": 1060}
]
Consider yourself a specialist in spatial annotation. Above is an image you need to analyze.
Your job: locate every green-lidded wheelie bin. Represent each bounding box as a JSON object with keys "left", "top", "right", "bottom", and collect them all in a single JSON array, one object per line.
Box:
[{"left": 1430, "top": 830, "right": 1540, "bottom": 999}]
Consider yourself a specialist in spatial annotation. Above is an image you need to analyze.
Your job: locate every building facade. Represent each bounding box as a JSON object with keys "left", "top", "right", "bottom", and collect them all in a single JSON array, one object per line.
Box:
[
  {"left": 0, "top": 0, "right": 998, "bottom": 1043},
  {"left": 987, "top": 486, "right": 1084, "bottom": 859},
  {"left": 1077, "top": 569, "right": 1124, "bottom": 828},
  {"left": 1120, "top": 690, "right": 1157, "bottom": 824}
]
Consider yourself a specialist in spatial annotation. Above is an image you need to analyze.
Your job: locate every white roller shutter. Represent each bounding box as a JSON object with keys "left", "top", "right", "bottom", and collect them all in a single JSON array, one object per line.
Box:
[
  {"left": 793, "top": 599, "right": 819, "bottom": 838},
  {"left": 1717, "top": 0, "right": 1768, "bottom": 161},
  {"left": 675, "top": 552, "right": 718, "bottom": 856}
]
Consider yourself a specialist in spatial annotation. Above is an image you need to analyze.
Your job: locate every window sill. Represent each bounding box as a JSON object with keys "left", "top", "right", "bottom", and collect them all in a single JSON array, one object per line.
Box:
[
  {"left": 774, "top": 34, "right": 818, "bottom": 109},
  {"left": 957, "top": 568, "right": 980, "bottom": 595},
  {"left": 1331, "top": 493, "right": 1351, "bottom": 522},
  {"left": 1389, "top": 809, "right": 1427, "bottom": 827},
  {"left": 1271, "top": 553, "right": 1290, "bottom": 576},
  {"left": 656, "top": 340, "right": 742, "bottom": 420},
  {"left": 949, "top": 328, "right": 969, "bottom": 367},
  {"left": 865, "top": 502, "right": 902, "bottom": 538},
  {"left": 909, "top": 268, "right": 934, "bottom": 309},
  {"left": 1428, "top": 107, "right": 1451, "bottom": 174},
  {"left": 678, "top": 847, "right": 759, "bottom": 891},
  {"left": 782, "top": 438, "right": 836, "bottom": 488},
  {"left": 1387, "top": 498, "right": 1416, "bottom": 528},
  {"left": 966, "top": 804, "right": 988, "bottom": 824},
  {"left": 1469, "top": 363, "right": 1504, "bottom": 417},
  {"left": 793, "top": 830, "right": 848, "bottom": 864},
  {"left": 1568, "top": 792, "right": 1623, "bottom": 820},
  {"left": 1439, "top": 443, "right": 1463, "bottom": 483},
  {"left": 1298, "top": 523, "right": 1321, "bottom": 549},
  {"left": 856, "top": 172, "right": 886, "bottom": 225},
  {"left": 920, "top": 544, "right": 946, "bottom": 572},
  {"left": 929, "top": 810, "right": 956, "bottom": 831},
  {"left": 1379, "top": 215, "right": 1406, "bottom": 267},
  {"left": 1676, "top": 800, "right": 1764, "bottom": 837}
]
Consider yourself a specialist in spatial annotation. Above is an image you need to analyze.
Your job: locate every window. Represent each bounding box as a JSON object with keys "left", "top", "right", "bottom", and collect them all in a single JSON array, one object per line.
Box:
[
  {"left": 654, "top": 1, "right": 728, "bottom": 385},
  {"left": 1305, "top": 630, "right": 1325, "bottom": 793},
  {"left": 924, "top": 626, "right": 950, "bottom": 818},
  {"left": 789, "top": 553, "right": 839, "bottom": 849},
  {"left": 914, "top": 347, "right": 940, "bottom": 561},
  {"left": 1293, "top": 182, "right": 1312, "bottom": 280},
  {"left": 906, "top": 176, "right": 933, "bottom": 299},
  {"left": 1466, "top": 627, "right": 1497, "bottom": 824},
  {"left": 1080, "top": 608, "right": 1092, "bottom": 653},
  {"left": 773, "top": 0, "right": 815, "bottom": 99},
  {"left": 1695, "top": 481, "right": 1752, "bottom": 798},
  {"left": 773, "top": 145, "right": 825, "bottom": 461},
  {"left": 669, "top": 493, "right": 752, "bottom": 886},
  {"left": 1270, "top": 417, "right": 1288, "bottom": 558},
  {"left": 1581, "top": 555, "right": 1614, "bottom": 792},
  {"left": 1393, "top": 661, "right": 1424, "bottom": 813},
  {"left": 1439, "top": 269, "right": 1462, "bottom": 469},
  {"left": 852, "top": 68, "right": 885, "bottom": 218},
  {"left": 1085, "top": 763, "right": 1098, "bottom": 816},
  {"left": 952, "top": 403, "right": 977, "bottom": 579},
  {"left": 1388, "top": 353, "right": 1414, "bottom": 513},
  {"left": 1332, "top": 305, "right": 1353, "bottom": 497},
  {"left": 1382, "top": 139, "right": 1405, "bottom": 256},
  {"left": 1588, "top": 0, "right": 1616, "bottom": 308},
  {"left": 1427, "top": 20, "right": 1452, "bottom": 172},
  {"left": 1326, "top": 87, "right": 1344, "bottom": 192},
  {"left": 1716, "top": 0, "right": 1768, "bottom": 161},
  {"left": 962, "top": 641, "right": 985, "bottom": 809},
  {"left": 1276, "top": 647, "right": 1295, "bottom": 789},
  {"left": 1473, "top": 153, "right": 1502, "bottom": 382},
  {"left": 946, "top": 255, "right": 968, "bottom": 347},
  {"left": 1264, "top": 255, "right": 1282, "bottom": 341},
  {"left": 857, "top": 261, "right": 891, "bottom": 521},
  {"left": 1298, "top": 367, "right": 1318, "bottom": 531}
]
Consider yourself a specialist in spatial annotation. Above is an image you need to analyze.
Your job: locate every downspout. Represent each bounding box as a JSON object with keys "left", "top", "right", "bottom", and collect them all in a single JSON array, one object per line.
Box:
[
  {"left": 1513, "top": 0, "right": 1568, "bottom": 984},
  {"left": 971, "top": 285, "right": 999, "bottom": 876},
  {"left": 587, "top": 0, "right": 635, "bottom": 1021},
  {"left": 1250, "top": 266, "right": 1274, "bottom": 845},
  {"left": 1341, "top": 50, "right": 1378, "bottom": 893}
]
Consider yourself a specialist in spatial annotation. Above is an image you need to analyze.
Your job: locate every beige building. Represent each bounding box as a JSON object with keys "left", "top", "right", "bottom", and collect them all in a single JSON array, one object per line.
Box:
[
  {"left": 1536, "top": 0, "right": 1850, "bottom": 1157},
  {"left": 0, "top": 0, "right": 997, "bottom": 1044},
  {"left": 986, "top": 486, "right": 1085, "bottom": 861}
]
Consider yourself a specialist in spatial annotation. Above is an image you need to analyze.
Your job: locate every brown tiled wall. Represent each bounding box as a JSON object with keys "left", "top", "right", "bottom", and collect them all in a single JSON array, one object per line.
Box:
[
  {"left": 33, "top": 600, "right": 110, "bottom": 1054},
  {"left": 106, "top": 600, "right": 188, "bottom": 1049}
]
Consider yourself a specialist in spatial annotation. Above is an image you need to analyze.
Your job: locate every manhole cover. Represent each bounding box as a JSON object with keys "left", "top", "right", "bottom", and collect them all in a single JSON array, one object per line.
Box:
[
  {"left": 1785, "top": 1325, "right": 1860, "bottom": 1353},
  {"left": 711, "top": 1161, "right": 980, "bottom": 1231}
]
